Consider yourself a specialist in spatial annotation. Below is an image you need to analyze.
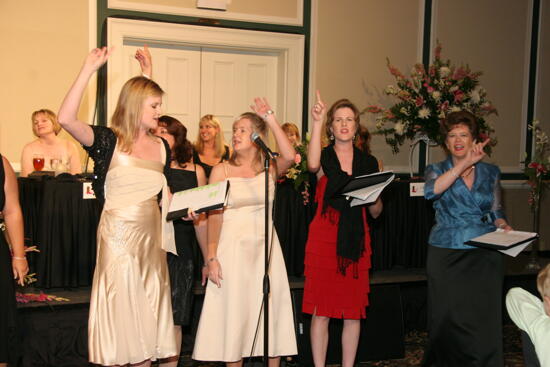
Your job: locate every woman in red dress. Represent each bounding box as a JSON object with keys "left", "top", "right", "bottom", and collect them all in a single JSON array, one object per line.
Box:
[{"left": 303, "top": 92, "right": 383, "bottom": 367}]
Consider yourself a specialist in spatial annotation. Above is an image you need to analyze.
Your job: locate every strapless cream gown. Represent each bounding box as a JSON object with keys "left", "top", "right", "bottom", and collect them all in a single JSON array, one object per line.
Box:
[
  {"left": 193, "top": 170, "right": 297, "bottom": 362},
  {"left": 88, "top": 147, "right": 178, "bottom": 366}
]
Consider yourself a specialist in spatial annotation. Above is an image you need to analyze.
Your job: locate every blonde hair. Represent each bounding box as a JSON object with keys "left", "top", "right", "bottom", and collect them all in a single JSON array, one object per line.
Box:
[
  {"left": 31, "top": 109, "right": 62, "bottom": 137},
  {"left": 537, "top": 263, "right": 550, "bottom": 298},
  {"left": 110, "top": 76, "right": 164, "bottom": 153},
  {"left": 281, "top": 122, "right": 300, "bottom": 141},
  {"left": 229, "top": 112, "right": 267, "bottom": 173},
  {"left": 195, "top": 114, "right": 227, "bottom": 158}
]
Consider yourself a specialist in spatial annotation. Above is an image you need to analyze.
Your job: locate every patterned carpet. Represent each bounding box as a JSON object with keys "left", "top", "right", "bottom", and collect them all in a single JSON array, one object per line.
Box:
[{"left": 179, "top": 324, "right": 525, "bottom": 367}]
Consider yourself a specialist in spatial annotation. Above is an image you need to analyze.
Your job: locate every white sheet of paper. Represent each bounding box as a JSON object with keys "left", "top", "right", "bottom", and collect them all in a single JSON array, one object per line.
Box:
[
  {"left": 469, "top": 229, "right": 538, "bottom": 247},
  {"left": 498, "top": 241, "right": 533, "bottom": 257},
  {"left": 168, "top": 179, "right": 229, "bottom": 215},
  {"left": 345, "top": 174, "right": 395, "bottom": 206}
]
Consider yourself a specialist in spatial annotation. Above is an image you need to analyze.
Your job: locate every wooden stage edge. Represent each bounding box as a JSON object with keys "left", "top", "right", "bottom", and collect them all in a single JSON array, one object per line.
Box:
[{"left": 17, "top": 252, "right": 550, "bottom": 310}]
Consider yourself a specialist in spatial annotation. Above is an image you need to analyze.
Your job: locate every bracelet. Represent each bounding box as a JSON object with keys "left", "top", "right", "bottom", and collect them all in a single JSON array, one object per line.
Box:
[
  {"left": 263, "top": 109, "right": 274, "bottom": 119},
  {"left": 449, "top": 169, "right": 459, "bottom": 179},
  {"left": 498, "top": 223, "right": 507, "bottom": 229},
  {"left": 12, "top": 256, "right": 27, "bottom": 260},
  {"left": 142, "top": 72, "right": 150, "bottom": 79}
]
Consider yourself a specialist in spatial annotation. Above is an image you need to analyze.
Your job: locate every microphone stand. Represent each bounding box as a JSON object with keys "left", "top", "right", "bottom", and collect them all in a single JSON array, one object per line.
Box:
[{"left": 262, "top": 154, "right": 270, "bottom": 367}]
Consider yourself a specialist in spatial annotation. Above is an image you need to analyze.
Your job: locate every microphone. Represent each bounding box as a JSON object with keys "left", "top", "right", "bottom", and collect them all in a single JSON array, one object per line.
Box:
[{"left": 251, "top": 132, "right": 278, "bottom": 159}]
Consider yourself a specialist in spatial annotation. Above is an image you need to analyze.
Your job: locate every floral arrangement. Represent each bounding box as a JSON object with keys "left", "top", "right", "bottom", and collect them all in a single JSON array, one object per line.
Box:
[
  {"left": 10, "top": 243, "right": 70, "bottom": 304},
  {"left": 364, "top": 42, "right": 498, "bottom": 153},
  {"left": 524, "top": 120, "right": 550, "bottom": 212},
  {"left": 284, "top": 140, "right": 310, "bottom": 205}
]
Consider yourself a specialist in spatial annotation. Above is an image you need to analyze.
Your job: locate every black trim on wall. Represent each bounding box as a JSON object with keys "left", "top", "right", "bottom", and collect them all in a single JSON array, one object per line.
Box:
[
  {"left": 525, "top": 0, "right": 541, "bottom": 164},
  {"left": 417, "top": 0, "right": 433, "bottom": 176},
  {"left": 96, "top": 0, "right": 311, "bottom": 126}
]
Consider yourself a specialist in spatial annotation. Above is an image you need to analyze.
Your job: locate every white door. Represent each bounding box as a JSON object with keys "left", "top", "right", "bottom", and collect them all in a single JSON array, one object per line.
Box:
[
  {"left": 122, "top": 41, "right": 201, "bottom": 138},
  {"left": 120, "top": 42, "right": 278, "bottom": 145},
  {"left": 201, "top": 47, "right": 278, "bottom": 143}
]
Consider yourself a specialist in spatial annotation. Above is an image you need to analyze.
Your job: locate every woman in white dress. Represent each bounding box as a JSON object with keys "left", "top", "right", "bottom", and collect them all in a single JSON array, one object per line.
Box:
[
  {"left": 58, "top": 47, "right": 179, "bottom": 367},
  {"left": 193, "top": 99, "right": 298, "bottom": 366}
]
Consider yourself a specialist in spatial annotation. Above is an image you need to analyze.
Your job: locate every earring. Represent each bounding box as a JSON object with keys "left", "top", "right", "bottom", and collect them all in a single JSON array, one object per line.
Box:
[{"left": 330, "top": 134, "right": 334, "bottom": 141}]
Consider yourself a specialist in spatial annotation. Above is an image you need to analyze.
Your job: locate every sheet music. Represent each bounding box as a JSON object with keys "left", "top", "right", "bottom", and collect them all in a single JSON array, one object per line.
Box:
[
  {"left": 344, "top": 173, "right": 395, "bottom": 206},
  {"left": 467, "top": 229, "right": 538, "bottom": 257},
  {"left": 167, "top": 180, "right": 229, "bottom": 220}
]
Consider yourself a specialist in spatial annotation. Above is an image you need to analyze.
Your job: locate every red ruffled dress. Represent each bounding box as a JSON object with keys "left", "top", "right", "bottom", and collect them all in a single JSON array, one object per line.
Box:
[{"left": 302, "top": 175, "right": 372, "bottom": 319}]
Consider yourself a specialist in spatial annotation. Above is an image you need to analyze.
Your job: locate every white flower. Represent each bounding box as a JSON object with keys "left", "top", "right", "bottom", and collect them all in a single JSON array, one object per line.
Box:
[
  {"left": 450, "top": 106, "right": 461, "bottom": 113},
  {"left": 432, "top": 91, "right": 441, "bottom": 101},
  {"left": 439, "top": 66, "right": 451, "bottom": 77},
  {"left": 385, "top": 85, "right": 397, "bottom": 95},
  {"left": 418, "top": 107, "right": 431, "bottom": 119},
  {"left": 449, "top": 85, "right": 459, "bottom": 92},
  {"left": 394, "top": 122, "right": 405, "bottom": 135},
  {"left": 400, "top": 107, "right": 409, "bottom": 116},
  {"left": 375, "top": 121, "right": 384, "bottom": 130},
  {"left": 469, "top": 89, "right": 481, "bottom": 103},
  {"left": 438, "top": 111, "right": 446, "bottom": 119}
]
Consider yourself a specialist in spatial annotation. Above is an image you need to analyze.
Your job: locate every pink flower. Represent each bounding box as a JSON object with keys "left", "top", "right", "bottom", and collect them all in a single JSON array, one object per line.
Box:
[
  {"left": 415, "top": 97, "right": 424, "bottom": 107},
  {"left": 365, "top": 105, "right": 383, "bottom": 114},
  {"left": 454, "top": 90, "right": 464, "bottom": 103},
  {"left": 294, "top": 153, "right": 302, "bottom": 164}
]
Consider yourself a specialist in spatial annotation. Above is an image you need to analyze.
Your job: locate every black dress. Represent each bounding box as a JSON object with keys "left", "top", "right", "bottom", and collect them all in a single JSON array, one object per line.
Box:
[
  {"left": 192, "top": 145, "right": 230, "bottom": 178},
  {"left": 0, "top": 155, "right": 17, "bottom": 363},
  {"left": 166, "top": 167, "right": 200, "bottom": 326}
]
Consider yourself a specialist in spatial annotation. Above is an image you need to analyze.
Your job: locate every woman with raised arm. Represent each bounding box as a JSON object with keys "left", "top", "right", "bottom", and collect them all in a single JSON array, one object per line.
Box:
[
  {"left": 422, "top": 111, "right": 511, "bottom": 367},
  {"left": 303, "top": 92, "right": 383, "bottom": 367},
  {"left": 0, "top": 155, "right": 28, "bottom": 367},
  {"left": 57, "top": 47, "right": 179, "bottom": 367},
  {"left": 193, "top": 99, "right": 297, "bottom": 366}
]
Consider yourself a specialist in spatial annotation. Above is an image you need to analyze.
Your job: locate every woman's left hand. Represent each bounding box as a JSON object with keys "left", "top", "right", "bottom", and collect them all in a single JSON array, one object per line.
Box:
[
  {"left": 12, "top": 258, "right": 29, "bottom": 286},
  {"left": 251, "top": 97, "right": 273, "bottom": 119}
]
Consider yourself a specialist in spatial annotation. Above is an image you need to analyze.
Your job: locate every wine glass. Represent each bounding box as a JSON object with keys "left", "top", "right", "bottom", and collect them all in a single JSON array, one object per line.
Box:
[
  {"left": 33, "top": 154, "right": 45, "bottom": 171},
  {"left": 50, "top": 157, "right": 61, "bottom": 171}
]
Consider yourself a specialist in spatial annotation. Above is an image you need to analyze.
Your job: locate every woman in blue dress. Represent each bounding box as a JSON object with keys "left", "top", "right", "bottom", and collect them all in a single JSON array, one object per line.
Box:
[{"left": 423, "top": 110, "right": 512, "bottom": 367}]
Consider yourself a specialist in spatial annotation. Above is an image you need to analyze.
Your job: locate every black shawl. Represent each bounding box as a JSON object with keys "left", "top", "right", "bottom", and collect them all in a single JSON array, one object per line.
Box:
[{"left": 320, "top": 145, "right": 378, "bottom": 275}]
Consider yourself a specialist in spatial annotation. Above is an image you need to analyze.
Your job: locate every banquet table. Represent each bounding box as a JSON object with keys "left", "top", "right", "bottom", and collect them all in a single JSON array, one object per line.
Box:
[{"left": 18, "top": 175, "right": 102, "bottom": 288}]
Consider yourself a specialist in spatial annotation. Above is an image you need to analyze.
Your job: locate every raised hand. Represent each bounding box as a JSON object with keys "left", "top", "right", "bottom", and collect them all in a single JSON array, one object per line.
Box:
[
  {"left": 467, "top": 138, "right": 490, "bottom": 165},
  {"left": 83, "top": 47, "right": 112, "bottom": 73},
  {"left": 251, "top": 97, "right": 273, "bottom": 119},
  {"left": 135, "top": 45, "right": 152, "bottom": 77},
  {"left": 311, "top": 90, "right": 326, "bottom": 123}
]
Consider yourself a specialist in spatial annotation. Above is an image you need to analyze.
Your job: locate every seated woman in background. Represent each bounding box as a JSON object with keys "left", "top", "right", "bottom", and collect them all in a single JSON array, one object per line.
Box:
[
  {"left": 20, "top": 109, "right": 81, "bottom": 177},
  {"left": 193, "top": 114, "right": 230, "bottom": 178},
  {"left": 282, "top": 122, "right": 301, "bottom": 147}
]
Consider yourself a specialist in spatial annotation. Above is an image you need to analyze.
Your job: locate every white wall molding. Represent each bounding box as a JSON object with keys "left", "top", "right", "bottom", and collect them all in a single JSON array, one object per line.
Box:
[{"left": 108, "top": 0, "right": 303, "bottom": 26}]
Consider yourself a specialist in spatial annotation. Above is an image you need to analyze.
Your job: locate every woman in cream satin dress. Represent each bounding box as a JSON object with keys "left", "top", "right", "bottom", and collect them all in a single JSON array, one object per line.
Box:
[
  {"left": 58, "top": 47, "right": 179, "bottom": 367},
  {"left": 193, "top": 100, "right": 297, "bottom": 366}
]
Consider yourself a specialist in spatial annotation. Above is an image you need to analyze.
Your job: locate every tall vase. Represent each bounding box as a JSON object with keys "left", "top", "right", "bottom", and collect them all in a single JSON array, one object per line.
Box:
[{"left": 409, "top": 133, "right": 439, "bottom": 178}]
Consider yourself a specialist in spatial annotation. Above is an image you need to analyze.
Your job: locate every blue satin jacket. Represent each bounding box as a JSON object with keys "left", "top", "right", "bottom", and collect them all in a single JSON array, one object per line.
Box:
[{"left": 424, "top": 158, "right": 506, "bottom": 250}]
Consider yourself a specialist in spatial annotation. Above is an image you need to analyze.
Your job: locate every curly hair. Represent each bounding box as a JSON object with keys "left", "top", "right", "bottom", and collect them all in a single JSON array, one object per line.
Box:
[{"left": 158, "top": 115, "right": 193, "bottom": 167}]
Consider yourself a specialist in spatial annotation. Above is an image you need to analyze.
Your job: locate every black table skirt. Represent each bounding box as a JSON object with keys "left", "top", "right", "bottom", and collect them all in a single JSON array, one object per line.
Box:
[
  {"left": 274, "top": 179, "right": 434, "bottom": 274},
  {"left": 18, "top": 176, "right": 432, "bottom": 288},
  {"left": 18, "top": 176, "right": 102, "bottom": 288}
]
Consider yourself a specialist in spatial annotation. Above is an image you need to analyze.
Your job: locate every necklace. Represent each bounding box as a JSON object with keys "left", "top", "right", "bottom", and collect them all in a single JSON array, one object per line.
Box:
[{"left": 461, "top": 165, "right": 475, "bottom": 178}]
